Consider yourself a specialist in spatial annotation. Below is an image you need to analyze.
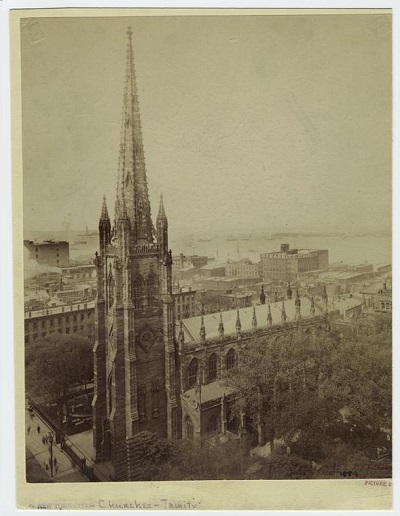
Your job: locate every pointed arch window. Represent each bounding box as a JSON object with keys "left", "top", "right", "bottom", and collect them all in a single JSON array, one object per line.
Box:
[
  {"left": 226, "top": 348, "right": 237, "bottom": 371},
  {"left": 147, "top": 275, "right": 157, "bottom": 307},
  {"left": 187, "top": 358, "right": 199, "bottom": 388},
  {"left": 185, "top": 415, "right": 194, "bottom": 441},
  {"left": 208, "top": 353, "right": 218, "bottom": 381},
  {"left": 108, "top": 274, "right": 115, "bottom": 310},
  {"left": 132, "top": 276, "right": 144, "bottom": 310}
]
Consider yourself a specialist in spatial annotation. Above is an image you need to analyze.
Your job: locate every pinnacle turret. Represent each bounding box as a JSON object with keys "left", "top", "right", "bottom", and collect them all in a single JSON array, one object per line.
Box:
[
  {"left": 252, "top": 305, "right": 258, "bottom": 331},
  {"left": 157, "top": 193, "right": 167, "bottom": 221},
  {"left": 200, "top": 315, "right": 206, "bottom": 342},
  {"left": 260, "top": 285, "right": 266, "bottom": 305},
  {"left": 100, "top": 195, "right": 109, "bottom": 220},
  {"left": 218, "top": 311, "right": 224, "bottom": 338},
  {"left": 236, "top": 308, "right": 242, "bottom": 335},
  {"left": 281, "top": 301, "right": 287, "bottom": 323},
  {"left": 267, "top": 303, "right": 273, "bottom": 326},
  {"left": 310, "top": 296, "right": 315, "bottom": 315}
]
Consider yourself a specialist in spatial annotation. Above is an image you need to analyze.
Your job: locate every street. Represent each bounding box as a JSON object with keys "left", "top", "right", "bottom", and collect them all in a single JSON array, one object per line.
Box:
[{"left": 25, "top": 407, "right": 87, "bottom": 483}]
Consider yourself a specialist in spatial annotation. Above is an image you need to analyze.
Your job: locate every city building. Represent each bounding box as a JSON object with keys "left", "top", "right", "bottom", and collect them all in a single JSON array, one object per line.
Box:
[
  {"left": 196, "top": 276, "right": 259, "bottom": 291},
  {"left": 189, "top": 255, "right": 208, "bottom": 268},
  {"left": 61, "top": 264, "right": 96, "bottom": 282},
  {"left": 172, "top": 253, "right": 186, "bottom": 270},
  {"left": 24, "top": 239, "right": 69, "bottom": 267},
  {"left": 24, "top": 301, "right": 95, "bottom": 345},
  {"left": 260, "top": 243, "right": 329, "bottom": 282},
  {"left": 91, "top": 31, "right": 333, "bottom": 481},
  {"left": 226, "top": 259, "right": 261, "bottom": 278},
  {"left": 173, "top": 287, "right": 198, "bottom": 319},
  {"left": 361, "top": 280, "right": 392, "bottom": 313},
  {"left": 199, "top": 263, "right": 226, "bottom": 278},
  {"left": 316, "top": 270, "right": 373, "bottom": 293}
]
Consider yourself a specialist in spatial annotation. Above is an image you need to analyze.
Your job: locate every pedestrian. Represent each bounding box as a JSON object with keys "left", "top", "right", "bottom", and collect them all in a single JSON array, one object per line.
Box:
[
  {"left": 42, "top": 436, "right": 46, "bottom": 446},
  {"left": 37, "top": 425, "right": 41, "bottom": 434},
  {"left": 27, "top": 425, "right": 31, "bottom": 435},
  {"left": 54, "top": 457, "right": 58, "bottom": 468}
]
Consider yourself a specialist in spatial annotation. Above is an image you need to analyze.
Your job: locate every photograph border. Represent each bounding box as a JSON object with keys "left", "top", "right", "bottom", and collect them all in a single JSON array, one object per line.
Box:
[{"left": 7, "top": 5, "right": 395, "bottom": 512}]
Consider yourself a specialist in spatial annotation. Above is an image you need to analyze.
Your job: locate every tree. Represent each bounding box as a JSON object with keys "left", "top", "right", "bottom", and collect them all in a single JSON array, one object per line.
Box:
[
  {"left": 323, "top": 314, "right": 392, "bottom": 437},
  {"left": 25, "top": 334, "right": 93, "bottom": 429},
  {"left": 127, "top": 431, "right": 174, "bottom": 481},
  {"left": 225, "top": 327, "right": 341, "bottom": 453}
]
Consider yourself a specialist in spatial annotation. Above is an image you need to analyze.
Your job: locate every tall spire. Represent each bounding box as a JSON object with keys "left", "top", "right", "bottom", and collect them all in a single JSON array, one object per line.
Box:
[{"left": 115, "top": 27, "right": 154, "bottom": 243}]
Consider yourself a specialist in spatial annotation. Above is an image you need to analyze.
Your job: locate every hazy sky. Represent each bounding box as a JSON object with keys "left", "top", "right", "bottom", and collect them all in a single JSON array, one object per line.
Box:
[{"left": 21, "top": 13, "right": 392, "bottom": 238}]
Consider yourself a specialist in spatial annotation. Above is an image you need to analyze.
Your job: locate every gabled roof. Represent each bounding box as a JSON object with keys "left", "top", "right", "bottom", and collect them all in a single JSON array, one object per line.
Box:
[{"left": 177, "top": 296, "right": 323, "bottom": 344}]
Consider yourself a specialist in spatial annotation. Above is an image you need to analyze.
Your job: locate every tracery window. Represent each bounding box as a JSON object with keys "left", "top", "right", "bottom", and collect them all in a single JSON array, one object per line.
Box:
[
  {"left": 226, "top": 348, "right": 237, "bottom": 371},
  {"left": 132, "top": 276, "right": 144, "bottom": 310},
  {"left": 147, "top": 275, "right": 157, "bottom": 307},
  {"left": 187, "top": 358, "right": 199, "bottom": 388},
  {"left": 208, "top": 353, "right": 218, "bottom": 381}
]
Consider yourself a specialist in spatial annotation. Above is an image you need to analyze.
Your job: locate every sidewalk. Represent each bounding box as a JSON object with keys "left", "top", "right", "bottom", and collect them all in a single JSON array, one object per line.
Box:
[{"left": 25, "top": 408, "right": 87, "bottom": 483}]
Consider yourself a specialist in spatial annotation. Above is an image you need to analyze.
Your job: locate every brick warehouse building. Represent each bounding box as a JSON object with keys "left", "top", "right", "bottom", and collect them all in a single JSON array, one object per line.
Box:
[{"left": 92, "top": 29, "right": 331, "bottom": 481}]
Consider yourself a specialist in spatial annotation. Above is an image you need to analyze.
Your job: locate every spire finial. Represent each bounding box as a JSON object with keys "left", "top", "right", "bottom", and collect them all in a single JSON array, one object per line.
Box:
[
  {"left": 157, "top": 193, "right": 166, "bottom": 220},
  {"left": 252, "top": 305, "right": 257, "bottom": 331},
  {"left": 267, "top": 303, "right": 273, "bottom": 326},
  {"left": 100, "top": 195, "right": 109, "bottom": 220},
  {"left": 178, "top": 319, "right": 185, "bottom": 345},
  {"left": 127, "top": 26, "right": 133, "bottom": 37},
  {"left": 310, "top": 296, "right": 315, "bottom": 315},
  {"left": 260, "top": 284, "right": 266, "bottom": 305},
  {"left": 200, "top": 315, "right": 206, "bottom": 342},
  {"left": 236, "top": 308, "right": 241, "bottom": 334},
  {"left": 218, "top": 311, "right": 224, "bottom": 338},
  {"left": 281, "top": 300, "right": 287, "bottom": 323}
]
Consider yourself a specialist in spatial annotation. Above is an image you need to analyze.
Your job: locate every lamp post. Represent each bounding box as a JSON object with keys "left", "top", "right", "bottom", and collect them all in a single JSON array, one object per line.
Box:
[{"left": 48, "top": 431, "right": 54, "bottom": 478}]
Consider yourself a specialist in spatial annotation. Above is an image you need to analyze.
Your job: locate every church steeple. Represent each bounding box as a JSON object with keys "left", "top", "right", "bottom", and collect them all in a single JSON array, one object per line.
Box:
[{"left": 115, "top": 27, "right": 154, "bottom": 244}]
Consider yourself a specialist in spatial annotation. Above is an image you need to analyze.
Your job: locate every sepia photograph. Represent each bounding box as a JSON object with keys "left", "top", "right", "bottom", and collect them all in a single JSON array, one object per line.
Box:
[{"left": 12, "top": 7, "right": 392, "bottom": 510}]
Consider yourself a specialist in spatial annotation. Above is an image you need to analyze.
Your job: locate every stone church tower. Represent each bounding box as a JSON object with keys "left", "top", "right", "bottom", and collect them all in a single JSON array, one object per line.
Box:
[{"left": 92, "top": 28, "right": 179, "bottom": 481}]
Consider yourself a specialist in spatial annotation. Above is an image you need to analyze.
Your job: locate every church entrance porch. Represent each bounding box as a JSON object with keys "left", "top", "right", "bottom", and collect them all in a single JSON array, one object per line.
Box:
[{"left": 180, "top": 379, "right": 240, "bottom": 443}]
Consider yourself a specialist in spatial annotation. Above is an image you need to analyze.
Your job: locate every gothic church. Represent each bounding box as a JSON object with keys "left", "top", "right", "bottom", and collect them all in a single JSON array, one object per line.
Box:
[{"left": 93, "top": 29, "right": 330, "bottom": 481}]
